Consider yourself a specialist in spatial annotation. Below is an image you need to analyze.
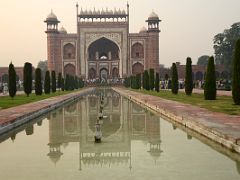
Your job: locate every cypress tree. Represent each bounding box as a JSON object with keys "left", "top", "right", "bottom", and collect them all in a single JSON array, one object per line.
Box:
[
  {"left": 44, "top": 71, "right": 51, "bottom": 94},
  {"left": 124, "top": 77, "right": 128, "bottom": 87},
  {"left": 70, "top": 75, "right": 74, "bottom": 90},
  {"left": 51, "top": 71, "right": 56, "bottom": 93},
  {"left": 35, "top": 68, "right": 42, "bottom": 95},
  {"left": 74, "top": 76, "right": 78, "bottom": 89},
  {"left": 79, "top": 78, "right": 84, "bottom": 88},
  {"left": 23, "top": 62, "right": 32, "bottom": 97},
  {"left": 142, "top": 73, "right": 145, "bottom": 89},
  {"left": 171, "top": 63, "right": 179, "bottom": 94},
  {"left": 149, "top": 69, "right": 155, "bottom": 90},
  {"left": 155, "top": 72, "right": 160, "bottom": 92},
  {"left": 124, "top": 77, "right": 130, "bottom": 88},
  {"left": 136, "top": 73, "right": 142, "bottom": 89},
  {"left": 232, "top": 39, "right": 240, "bottom": 105},
  {"left": 204, "top": 56, "right": 216, "bottom": 100},
  {"left": 8, "top": 62, "right": 17, "bottom": 98},
  {"left": 65, "top": 74, "right": 69, "bottom": 91},
  {"left": 144, "top": 70, "right": 150, "bottom": 90},
  {"left": 57, "top": 73, "right": 62, "bottom": 91},
  {"left": 61, "top": 78, "right": 65, "bottom": 91},
  {"left": 185, "top": 57, "right": 193, "bottom": 95},
  {"left": 130, "top": 76, "right": 135, "bottom": 89}
]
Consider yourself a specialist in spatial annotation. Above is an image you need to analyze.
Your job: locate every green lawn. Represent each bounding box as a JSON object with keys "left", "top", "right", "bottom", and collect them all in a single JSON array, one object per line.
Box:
[
  {"left": 134, "top": 89, "right": 240, "bottom": 115},
  {"left": 0, "top": 90, "right": 77, "bottom": 109}
]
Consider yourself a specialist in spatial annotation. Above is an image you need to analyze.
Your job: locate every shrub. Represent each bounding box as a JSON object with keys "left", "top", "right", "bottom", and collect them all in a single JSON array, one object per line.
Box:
[
  {"left": 144, "top": 70, "right": 150, "bottom": 90},
  {"left": 149, "top": 69, "right": 155, "bottom": 90},
  {"left": 35, "top": 68, "right": 42, "bottom": 95},
  {"left": 136, "top": 73, "right": 142, "bottom": 89},
  {"left": 232, "top": 39, "right": 240, "bottom": 105},
  {"left": 185, "top": 57, "right": 193, "bottom": 95},
  {"left": 204, "top": 56, "right": 216, "bottom": 100},
  {"left": 44, "top": 71, "right": 51, "bottom": 94},
  {"left": 8, "top": 62, "right": 17, "bottom": 98},
  {"left": 51, "top": 71, "right": 56, "bottom": 93},
  {"left": 23, "top": 62, "right": 32, "bottom": 96},
  {"left": 171, "top": 63, "right": 179, "bottom": 94},
  {"left": 57, "top": 73, "right": 62, "bottom": 90},
  {"left": 155, "top": 72, "right": 160, "bottom": 92}
]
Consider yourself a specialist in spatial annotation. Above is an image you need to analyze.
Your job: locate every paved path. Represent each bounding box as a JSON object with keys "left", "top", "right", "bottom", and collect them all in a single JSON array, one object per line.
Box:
[
  {"left": 113, "top": 87, "right": 240, "bottom": 153},
  {"left": 178, "top": 88, "right": 232, "bottom": 96},
  {"left": 0, "top": 91, "right": 25, "bottom": 97},
  {"left": 0, "top": 88, "right": 93, "bottom": 134}
]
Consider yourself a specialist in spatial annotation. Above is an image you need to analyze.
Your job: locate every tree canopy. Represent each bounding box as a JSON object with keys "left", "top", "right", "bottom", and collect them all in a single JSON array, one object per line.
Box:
[
  {"left": 37, "top": 60, "right": 48, "bottom": 79},
  {"left": 213, "top": 22, "right": 240, "bottom": 69},
  {"left": 197, "top": 55, "right": 209, "bottom": 66},
  {"left": 232, "top": 39, "right": 240, "bottom": 105}
]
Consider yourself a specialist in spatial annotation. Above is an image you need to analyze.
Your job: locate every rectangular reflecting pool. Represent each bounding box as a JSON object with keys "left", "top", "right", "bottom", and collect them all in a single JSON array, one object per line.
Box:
[{"left": 0, "top": 88, "right": 240, "bottom": 180}]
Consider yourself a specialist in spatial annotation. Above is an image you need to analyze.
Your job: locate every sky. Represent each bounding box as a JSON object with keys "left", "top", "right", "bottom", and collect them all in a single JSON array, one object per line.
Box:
[{"left": 0, "top": 0, "right": 240, "bottom": 68}]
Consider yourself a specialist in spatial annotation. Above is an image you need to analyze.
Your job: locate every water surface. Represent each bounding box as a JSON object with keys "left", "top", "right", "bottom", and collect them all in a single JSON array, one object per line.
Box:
[{"left": 0, "top": 88, "right": 240, "bottom": 180}]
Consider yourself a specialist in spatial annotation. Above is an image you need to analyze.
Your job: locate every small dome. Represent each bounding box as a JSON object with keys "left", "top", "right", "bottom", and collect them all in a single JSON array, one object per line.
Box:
[
  {"left": 101, "top": 8, "right": 105, "bottom": 15},
  {"left": 139, "top": 26, "right": 147, "bottom": 33},
  {"left": 122, "top": 10, "right": 126, "bottom": 15},
  {"left": 118, "top": 8, "right": 121, "bottom": 14},
  {"left": 88, "top": 10, "right": 92, "bottom": 15},
  {"left": 47, "top": 10, "right": 58, "bottom": 20},
  {"left": 148, "top": 11, "right": 159, "bottom": 20},
  {"left": 59, "top": 26, "right": 67, "bottom": 34},
  {"left": 93, "top": 8, "right": 97, "bottom": 15},
  {"left": 114, "top": 8, "right": 118, "bottom": 14}
]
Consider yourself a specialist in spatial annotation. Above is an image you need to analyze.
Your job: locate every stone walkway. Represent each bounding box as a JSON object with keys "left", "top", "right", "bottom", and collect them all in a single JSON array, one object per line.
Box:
[
  {"left": 113, "top": 87, "right": 240, "bottom": 153},
  {"left": 178, "top": 88, "right": 232, "bottom": 96},
  {"left": 0, "top": 88, "right": 93, "bottom": 134}
]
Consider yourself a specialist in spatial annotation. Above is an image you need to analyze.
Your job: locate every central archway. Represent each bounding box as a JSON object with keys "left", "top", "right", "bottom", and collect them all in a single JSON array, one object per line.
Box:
[
  {"left": 100, "top": 68, "right": 108, "bottom": 81},
  {"left": 88, "top": 37, "right": 120, "bottom": 79},
  {"left": 88, "top": 37, "right": 119, "bottom": 61}
]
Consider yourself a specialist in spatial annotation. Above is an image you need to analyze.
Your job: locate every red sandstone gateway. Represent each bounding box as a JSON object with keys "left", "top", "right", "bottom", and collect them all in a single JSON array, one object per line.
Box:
[{"left": 44, "top": 4, "right": 161, "bottom": 80}]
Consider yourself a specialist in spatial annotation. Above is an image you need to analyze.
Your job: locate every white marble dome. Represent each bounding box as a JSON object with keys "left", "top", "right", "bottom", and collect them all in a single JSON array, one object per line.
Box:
[
  {"left": 139, "top": 26, "right": 147, "bottom": 33},
  {"left": 148, "top": 11, "right": 159, "bottom": 20},
  {"left": 47, "top": 10, "right": 58, "bottom": 20},
  {"left": 59, "top": 26, "right": 67, "bottom": 34}
]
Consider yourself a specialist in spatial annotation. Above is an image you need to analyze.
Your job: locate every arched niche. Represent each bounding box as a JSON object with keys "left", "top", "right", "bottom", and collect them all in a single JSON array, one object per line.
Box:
[
  {"left": 131, "top": 42, "right": 144, "bottom": 58},
  {"left": 63, "top": 43, "right": 76, "bottom": 59}
]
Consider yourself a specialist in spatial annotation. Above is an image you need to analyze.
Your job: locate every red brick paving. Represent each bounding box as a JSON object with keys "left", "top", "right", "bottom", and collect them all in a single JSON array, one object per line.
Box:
[{"left": 0, "top": 89, "right": 91, "bottom": 126}]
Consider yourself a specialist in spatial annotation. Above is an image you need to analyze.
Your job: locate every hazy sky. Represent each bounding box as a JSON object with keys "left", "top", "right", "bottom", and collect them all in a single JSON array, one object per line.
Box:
[{"left": 0, "top": 0, "right": 240, "bottom": 68}]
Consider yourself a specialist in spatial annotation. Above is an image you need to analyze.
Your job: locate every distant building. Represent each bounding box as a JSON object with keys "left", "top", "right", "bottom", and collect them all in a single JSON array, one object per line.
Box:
[
  {"left": 159, "top": 62, "right": 230, "bottom": 81},
  {"left": 0, "top": 67, "right": 35, "bottom": 83},
  {"left": 44, "top": 3, "right": 161, "bottom": 79}
]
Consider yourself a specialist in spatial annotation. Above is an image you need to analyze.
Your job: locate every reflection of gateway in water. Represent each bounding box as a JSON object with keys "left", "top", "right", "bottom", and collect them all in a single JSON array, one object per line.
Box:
[{"left": 47, "top": 89, "right": 162, "bottom": 169}]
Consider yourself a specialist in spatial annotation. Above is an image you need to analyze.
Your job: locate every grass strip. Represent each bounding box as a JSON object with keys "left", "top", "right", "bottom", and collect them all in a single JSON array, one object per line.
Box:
[
  {"left": 133, "top": 89, "right": 240, "bottom": 115},
  {"left": 0, "top": 90, "right": 77, "bottom": 109}
]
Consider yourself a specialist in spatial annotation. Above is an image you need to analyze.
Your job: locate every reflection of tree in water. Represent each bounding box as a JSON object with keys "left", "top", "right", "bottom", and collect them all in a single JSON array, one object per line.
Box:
[
  {"left": 25, "top": 125, "right": 34, "bottom": 135},
  {"left": 236, "top": 161, "right": 240, "bottom": 175},
  {"left": 65, "top": 117, "right": 77, "bottom": 133},
  {"left": 89, "top": 114, "right": 121, "bottom": 138},
  {"left": 37, "top": 120, "right": 43, "bottom": 126},
  {"left": 10, "top": 133, "right": 16, "bottom": 142}
]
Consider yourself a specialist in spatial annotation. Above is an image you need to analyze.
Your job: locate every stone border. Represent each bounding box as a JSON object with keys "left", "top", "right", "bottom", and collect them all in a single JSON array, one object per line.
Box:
[
  {"left": 113, "top": 87, "right": 240, "bottom": 154},
  {"left": 0, "top": 88, "right": 94, "bottom": 135}
]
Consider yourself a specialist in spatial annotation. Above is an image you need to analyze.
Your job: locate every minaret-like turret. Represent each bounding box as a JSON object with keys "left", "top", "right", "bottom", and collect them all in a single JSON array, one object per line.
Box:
[
  {"left": 44, "top": 10, "right": 60, "bottom": 33},
  {"left": 146, "top": 11, "right": 161, "bottom": 72},
  {"left": 44, "top": 10, "right": 62, "bottom": 73}
]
